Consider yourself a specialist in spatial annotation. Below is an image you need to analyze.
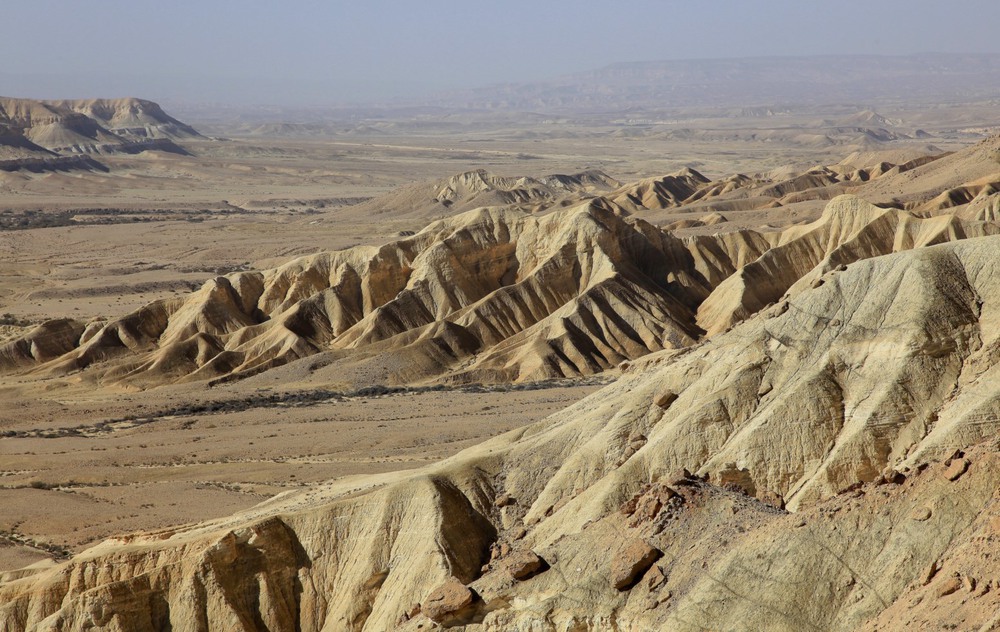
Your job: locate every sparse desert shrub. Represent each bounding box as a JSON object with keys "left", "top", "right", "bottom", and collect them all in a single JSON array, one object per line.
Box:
[{"left": 0, "top": 313, "right": 32, "bottom": 327}]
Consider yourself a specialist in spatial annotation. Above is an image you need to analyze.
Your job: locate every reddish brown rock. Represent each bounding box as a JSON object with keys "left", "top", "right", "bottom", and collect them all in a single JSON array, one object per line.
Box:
[
  {"left": 944, "top": 458, "right": 970, "bottom": 481},
  {"left": 666, "top": 468, "right": 695, "bottom": 486},
  {"left": 646, "top": 564, "right": 667, "bottom": 591},
  {"left": 612, "top": 539, "right": 662, "bottom": 590},
  {"left": 504, "top": 550, "right": 545, "bottom": 580},
  {"left": 489, "top": 541, "right": 512, "bottom": 562},
  {"left": 935, "top": 575, "right": 963, "bottom": 598},
  {"left": 620, "top": 486, "right": 650, "bottom": 516},
  {"left": 631, "top": 495, "right": 663, "bottom": 525},
  {"left": 655, "top": 391, "right": 678, "bottom": 409},
  {"left": 422, "top": 577, "right": 474, "bottom": 622}
]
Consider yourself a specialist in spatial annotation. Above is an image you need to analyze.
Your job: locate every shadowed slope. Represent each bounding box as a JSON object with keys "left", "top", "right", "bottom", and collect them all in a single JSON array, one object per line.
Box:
[{"left": 697, "top": 195, "right": 1000, "bottom": 335}]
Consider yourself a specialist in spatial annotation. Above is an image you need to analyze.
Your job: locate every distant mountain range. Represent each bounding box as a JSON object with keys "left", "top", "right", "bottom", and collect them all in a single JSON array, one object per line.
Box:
[{"left": 424, "top": 53, "right": 1000, "bottom": 112}]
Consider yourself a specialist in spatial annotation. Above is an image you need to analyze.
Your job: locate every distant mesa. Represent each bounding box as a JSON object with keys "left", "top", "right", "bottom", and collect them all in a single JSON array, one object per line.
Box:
[{"left": 0, "top": 97, "right": 201, "bottom": 170}]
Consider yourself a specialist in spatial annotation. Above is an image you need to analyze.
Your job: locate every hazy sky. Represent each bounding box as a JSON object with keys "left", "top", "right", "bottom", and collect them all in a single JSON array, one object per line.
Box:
[{"left": 4, "top": 0, "right": 1000, "bottom": 105}]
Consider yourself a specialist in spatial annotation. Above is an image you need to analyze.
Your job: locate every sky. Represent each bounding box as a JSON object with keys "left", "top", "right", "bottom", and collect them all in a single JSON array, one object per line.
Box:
[{"left": 4, "top": 0, "right": 1000, "bottom": 105}]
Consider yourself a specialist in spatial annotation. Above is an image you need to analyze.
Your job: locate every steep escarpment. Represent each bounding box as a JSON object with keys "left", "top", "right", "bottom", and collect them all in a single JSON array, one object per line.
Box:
[
  {"left": 0, "top": 97, "right": 198, "bottom": 165},
  {"left": 7, "top": 238, "right": 1000, "bottom": 630},
  {"left": 46, "top": 98, "right": 201, "bottom": 141}
]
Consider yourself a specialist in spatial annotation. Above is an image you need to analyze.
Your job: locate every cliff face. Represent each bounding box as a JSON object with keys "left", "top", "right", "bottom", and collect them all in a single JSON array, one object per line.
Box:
[
  {"left": 0, "top": 97, "right": 198, "bottom": 162},
  {"left": 46, "top": 98, "right": 202, "bottom": 141},
  {"left": 6, "top": 235, "right": 1000, "bottom": 630}
]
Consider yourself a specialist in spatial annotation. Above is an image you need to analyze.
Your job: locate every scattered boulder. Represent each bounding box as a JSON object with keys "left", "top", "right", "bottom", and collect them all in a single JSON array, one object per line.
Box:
[
  {"left": 964, "top": 575, "right": 977, "bottom": 592},
  {"left": 490, "top": 542, "right": 512, "bottom": 562},
  {"left": 504, "top": 550, "right": 546, "bottom": 580},
  {"left": 621, "top": 488, "right": 645, "bottom": 516},
  {"left": 421, "top": 577, "right": 474, "bottom": 622},
  {"left": 875, "top": 469, "right": 907, "bottom": 485},
  {"left": 631, "top": 495, "right": 663, "bottom": 524},
  {"left": 612, "top": 539, "right": 663, "bottom": 590},
  {"left": 626, "top": 434, "right": 648, "bottom": 454},
  {"left": 667, "top": 468, "right": 695, "bottom": 486},
  {"left": 921, "top": 560, "right": 940, "bottom": 585},
  {"left": 644, "top": 589, "right": 672, "bottom": 611},
  {"left": 494, "top": 493, "right": 514, "bottom": 508},
  {"left": 622, "top": 482, "right": 680, "bottom": 522},
  {"left": 646, "top": 564, "right": 667, "bottom": 591},
  {"left": 655, "top": 391, "right": 678, "bottom": 409},
  {"left": 944, "top": 458, "right": 969, "bottom": 481},
  {"left": 935, "top": 575, "right": 963, "bottom": 598}
]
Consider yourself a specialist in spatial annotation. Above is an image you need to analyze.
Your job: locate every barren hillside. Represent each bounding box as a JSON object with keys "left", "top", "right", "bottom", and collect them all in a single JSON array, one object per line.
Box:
[
  {"left": 4, "top": 137, "right": 1000, "bottom": 392},
  {"left": 7, "top": 213, "right": 1000, "bottom": 631},
  {"left": 0, "top": 97, "right": 198, "bottom": 166}
]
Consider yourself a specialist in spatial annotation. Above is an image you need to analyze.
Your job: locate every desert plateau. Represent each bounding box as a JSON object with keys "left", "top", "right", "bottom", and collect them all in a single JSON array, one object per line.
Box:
[{"left": 5, "top": 14, "right": 1000, "bottom": 630}]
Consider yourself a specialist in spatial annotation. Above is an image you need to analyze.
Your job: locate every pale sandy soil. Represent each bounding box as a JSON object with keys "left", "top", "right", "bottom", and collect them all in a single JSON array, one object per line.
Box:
[{"left": 0, "top": 380, "right": 600, "bottom": 570}]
